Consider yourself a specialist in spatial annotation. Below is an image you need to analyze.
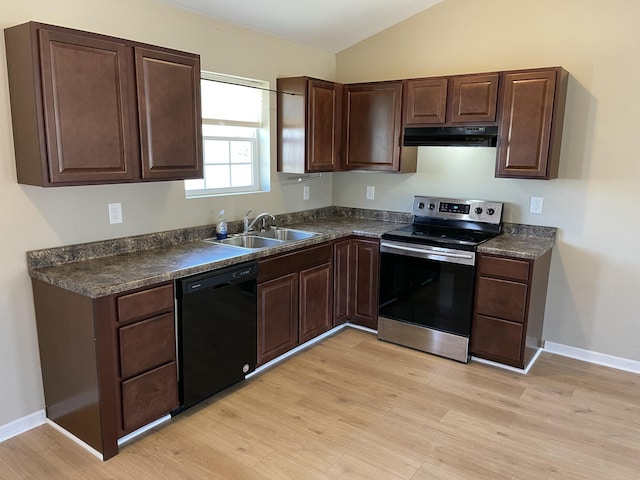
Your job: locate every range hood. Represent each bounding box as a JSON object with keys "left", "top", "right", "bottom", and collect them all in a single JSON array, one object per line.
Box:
[{"left": 403, "top": 126, "right": 498, "bottom": 147}]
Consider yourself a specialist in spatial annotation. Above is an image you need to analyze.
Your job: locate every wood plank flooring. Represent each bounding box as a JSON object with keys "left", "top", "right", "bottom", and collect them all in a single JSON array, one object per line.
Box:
[{"left": 1, "top": 328, "right": 639, "bottom": 479}]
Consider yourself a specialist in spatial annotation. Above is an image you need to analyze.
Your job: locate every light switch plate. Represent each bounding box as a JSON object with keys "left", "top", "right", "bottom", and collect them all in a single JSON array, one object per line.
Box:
[
  {"left": 530, "top": 196, "right": 544, "bottom": 214},
  {"left": 303, "top": 185, "right": 310, "bottom": 200}
]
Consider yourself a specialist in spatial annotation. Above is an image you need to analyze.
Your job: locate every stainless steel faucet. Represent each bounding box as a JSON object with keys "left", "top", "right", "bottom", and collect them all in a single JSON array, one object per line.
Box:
[
  {"left": 243, "top": 209, "right": 253, "bottom": 233},
  {"left": 246, "top": 212, "right": 276, "bottom": 232}
]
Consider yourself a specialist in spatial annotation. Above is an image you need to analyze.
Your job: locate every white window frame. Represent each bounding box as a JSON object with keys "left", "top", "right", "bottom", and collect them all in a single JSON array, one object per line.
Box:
[{"left": 185, "top": 71, "right": 270, "bottom": 198}]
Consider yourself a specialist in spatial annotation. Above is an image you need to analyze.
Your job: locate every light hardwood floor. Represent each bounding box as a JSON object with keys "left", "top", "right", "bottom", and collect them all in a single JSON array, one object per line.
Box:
[{"left": 1, "top": 328, "right": 639, "bottom": 479}]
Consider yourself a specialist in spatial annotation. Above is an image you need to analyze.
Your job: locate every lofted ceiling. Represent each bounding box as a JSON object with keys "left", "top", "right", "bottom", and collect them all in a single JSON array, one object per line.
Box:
[{"left": 160, "top": 0, "right": 443, "bottom": 53}]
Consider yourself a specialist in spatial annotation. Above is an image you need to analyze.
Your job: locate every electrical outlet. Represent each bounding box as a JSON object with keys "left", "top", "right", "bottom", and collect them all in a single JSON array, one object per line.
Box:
[
  {"left": 530, "top": 196, "right": 544, "bottom": 214},
  {"left": 366, "top": 186, "right": 375, "bottom": 200},
  {"left": 303, "top": 185, "right": 310, "bottom": 200},
  {"left": 108, "top": 203, "right": 123, "bottom": 224}
]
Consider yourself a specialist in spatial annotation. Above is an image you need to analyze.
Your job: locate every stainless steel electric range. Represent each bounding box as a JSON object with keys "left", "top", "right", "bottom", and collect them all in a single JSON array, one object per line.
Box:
[{"left": 378, "top": 195, "right": 504, "bottom": 362}]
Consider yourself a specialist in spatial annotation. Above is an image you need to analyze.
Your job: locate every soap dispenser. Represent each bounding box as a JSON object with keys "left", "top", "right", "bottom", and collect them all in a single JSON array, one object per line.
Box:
[{"left": 216, "top": 210, "right": 228, "bottom": 240}]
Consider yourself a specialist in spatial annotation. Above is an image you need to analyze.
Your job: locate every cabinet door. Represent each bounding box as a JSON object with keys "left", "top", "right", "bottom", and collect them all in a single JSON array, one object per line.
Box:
[
  {"left": 496, "top": 69, "right": 557, "bottom": 178},
  {"left": 333, "top": 239, "right": 352, "bottom": 325},
  {"left": 135, "top": 47, "right": 202, "bottom": 180},
  {"left": 450, "top": 74, "right": 499, "bottom": 123},
  {"left": 257, "top": 274, "right": 298, "bottom": 365},
  {"left": 404, "top": 78, "right": 448, "bottom": 125},
  {"left": 38, "top": 28, "right": 137, "bottom": 184},
  {"left": 343, "top": 82, "right": 406, "bottom": 171},
  {"left": 307, "top": 79, "right": 341, "bottom": 172},
  {"left": 351, "top": 239, "right": 380, "bottom": 329},
  {"left": 299, "top": 262, "right": 333, "bottom": 343}
]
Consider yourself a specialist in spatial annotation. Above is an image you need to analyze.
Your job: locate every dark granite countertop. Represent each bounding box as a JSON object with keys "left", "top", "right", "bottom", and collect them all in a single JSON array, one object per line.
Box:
[
  {"left": 27, "top": 207, "right": 556, "bottom": 298},
  {"left": 28, "top": 215, "right": 407, "bottom": 298},
  {"left": 478, "top": 224, "right": 556, "bottom": 260}
]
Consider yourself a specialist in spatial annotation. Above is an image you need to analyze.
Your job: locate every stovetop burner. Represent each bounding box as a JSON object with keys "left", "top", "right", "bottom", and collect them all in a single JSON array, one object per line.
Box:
[{"left": 382, "top": 196, "right": 504, "bottom": 251}]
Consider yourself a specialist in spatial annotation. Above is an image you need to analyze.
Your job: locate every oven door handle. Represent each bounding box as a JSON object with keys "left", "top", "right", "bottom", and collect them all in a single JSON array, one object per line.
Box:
[{"left": 380, "top": 241, "right": 475, "bottom": 265}]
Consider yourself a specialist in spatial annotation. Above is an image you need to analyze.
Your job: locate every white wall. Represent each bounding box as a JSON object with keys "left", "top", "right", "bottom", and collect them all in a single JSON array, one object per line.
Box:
[
  {"left": 334, "top": 0, "right": 640, "bottom": 361},
  {"left": 0, "top": 0, "right": 334, "bottom": 427}
]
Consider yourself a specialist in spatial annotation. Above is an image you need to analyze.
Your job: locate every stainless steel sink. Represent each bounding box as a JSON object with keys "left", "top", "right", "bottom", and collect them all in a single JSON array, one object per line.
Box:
[
  {"left": 203, "top": 228, "right": 320, "bottom": 250},
  {"left": 255, "top": 227, "right": 320, "bottom": 241},
  {"left": 204, "top": 235, "right": 284, "bottom": 249},
  {"left": 216, "top": 235, "right": 284, "bottom": 249}
]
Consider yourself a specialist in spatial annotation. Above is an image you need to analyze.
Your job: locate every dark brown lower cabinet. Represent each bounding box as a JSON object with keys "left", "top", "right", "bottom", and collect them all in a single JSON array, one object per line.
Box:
[
  {"left": 299, "top": 263, "right": 334, "bottom": 342},
  {"left": 31, "top": 280, "right": 178, "bottom": 460},
  {"left": 470, "top": 251, "right": 552, "bottom": 369},
  {"left": 333, "top": 237, "right": 380, "bottom": 329},
  {"left": 333, "top": 239, "right": 352, "bottom": 325},
  {"left": 257, "top": 273, "right": 298, "bottom": 364},
  {"left": 257, "top": 243, "right": 333, "bottom": 365}
]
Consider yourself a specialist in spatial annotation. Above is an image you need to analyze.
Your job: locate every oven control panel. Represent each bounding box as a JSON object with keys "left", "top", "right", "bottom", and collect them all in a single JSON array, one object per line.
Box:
[{"left": 412, "top": 196, "right": 503, "bottom": 224}]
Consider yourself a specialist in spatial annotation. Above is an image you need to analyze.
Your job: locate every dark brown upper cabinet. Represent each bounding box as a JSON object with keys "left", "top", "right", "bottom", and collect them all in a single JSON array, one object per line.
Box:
[
  {"left": 496, "top": 67, "right": 568, "bottom": 179},
  {"left": 404, "top": 78, "right": 448, "bottom": 125},
  {"left": 343, "top": 81, "right": 417, "bottom": 173},
  {"left": 277, "top": 77, "right": 342, "bottom": 174},
  {"left": 404, "top": 73, "right": 499, "bottom": 126},
  {"left": 4, "top": 22, "right": 202, "bottom": 187}
]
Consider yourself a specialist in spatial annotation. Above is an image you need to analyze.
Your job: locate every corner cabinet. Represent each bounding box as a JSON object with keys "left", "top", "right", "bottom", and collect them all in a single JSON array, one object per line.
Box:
[
  {"left": 31, "top": 280, "right": 178, "bottom": 460},
  {"left": 257, "top": 243, "right": 333, "bottom": 365},
  {"left": 470, "top": 251, "right": 552, "bottom": 369},
  {"left": 496, "top": 67, "right": 568, "bottom": 179},
  {"left": 343, "top": 81, "right": 417, "bottom": 172},
  {"left": 333, "top": 237, "right": 380, "bottom": 330},
  {"left": 4, "top": 21, "right": 202, "bottom": 186},
  {"left": 404, "top": 73, "right": 499, "bottom": 126},
  {"left": 277, "top": 77, "right": 342, "bottom": 173}
]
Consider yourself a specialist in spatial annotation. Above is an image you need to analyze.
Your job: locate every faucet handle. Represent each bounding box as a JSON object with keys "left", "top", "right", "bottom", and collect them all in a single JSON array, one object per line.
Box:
[{"left": 245, "top": 209, "right": 253, "bottom": 217}]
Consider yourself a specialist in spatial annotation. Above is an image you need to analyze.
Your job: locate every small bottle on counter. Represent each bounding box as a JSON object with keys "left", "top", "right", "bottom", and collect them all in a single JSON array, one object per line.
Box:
[{"left": 216, "top": 210, "right": 228, "bottom": 239}]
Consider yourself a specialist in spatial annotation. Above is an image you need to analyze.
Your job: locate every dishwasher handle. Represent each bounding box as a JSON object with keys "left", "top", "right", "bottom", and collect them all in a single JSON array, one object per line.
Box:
[{"left": 178, "top": 261, "right": 258, "bottom": 296}]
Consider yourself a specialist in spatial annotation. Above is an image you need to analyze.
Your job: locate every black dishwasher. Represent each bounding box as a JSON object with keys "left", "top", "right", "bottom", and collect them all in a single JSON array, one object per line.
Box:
[{"left": 174, "top": 261, "right": 258, "bottom": 412}]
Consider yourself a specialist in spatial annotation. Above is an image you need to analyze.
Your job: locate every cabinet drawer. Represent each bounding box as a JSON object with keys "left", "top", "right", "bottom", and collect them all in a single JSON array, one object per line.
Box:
[
  {"left": 117, "top": 283, "right": 174, "bottom": 323},
  {"left": 476, "top": 277, "right": 528, "bottom": 322},
  {"left": 119, "top": 313, "right": 176, "bottom": 379},
  {"left": 258, "top": 243, "right": 332, "bottom": 283},
  {"left": 479, "top": 255, "right": 530, "bottom": 282},
  {"left": 121, "top": 362, "right": 178, "bottom": 432},
  {"left": 471, "top": 315, "right": 523, "bottom": 366}
]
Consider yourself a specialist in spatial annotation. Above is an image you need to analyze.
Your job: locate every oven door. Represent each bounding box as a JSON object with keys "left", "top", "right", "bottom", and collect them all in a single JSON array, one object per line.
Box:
[{"left": 378, "top": 240, "right": 476, "bottom": 337}]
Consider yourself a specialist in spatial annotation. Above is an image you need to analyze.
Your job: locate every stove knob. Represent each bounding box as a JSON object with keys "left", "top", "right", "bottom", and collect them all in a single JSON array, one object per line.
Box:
[
  {"left": 474, "top": 207, "right": 483, "bottom": 215},
  {"left": 428, "top": 203, "right": 435, "bottom": 210},
  {"left": 487, "top": 208, "right": 495, "bottom": 216}
]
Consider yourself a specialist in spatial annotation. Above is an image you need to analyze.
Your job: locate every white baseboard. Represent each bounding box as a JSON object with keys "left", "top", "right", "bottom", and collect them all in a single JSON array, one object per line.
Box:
[
  {"left": 0, "top": 409, "right": 45, "bottom": 444},
  {"left": 544, "top": 341, "right": 640, "bottom": 374},
  {"left": 472, "top": 347, "right": 543, "bottom": 375},
  {"left": 118, "top": 414, "right": 171, "bottom": 447}
]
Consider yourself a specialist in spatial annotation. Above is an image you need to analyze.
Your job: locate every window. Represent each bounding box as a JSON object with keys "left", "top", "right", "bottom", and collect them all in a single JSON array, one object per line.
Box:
[{"left": 185, "top": 72, "right": 269, "bottom": 197}]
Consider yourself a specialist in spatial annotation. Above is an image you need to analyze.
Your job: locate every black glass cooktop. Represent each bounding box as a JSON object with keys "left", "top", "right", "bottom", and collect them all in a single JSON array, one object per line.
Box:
[{"left": 382, "top": 224, "right": 498, "bottom": 250}]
